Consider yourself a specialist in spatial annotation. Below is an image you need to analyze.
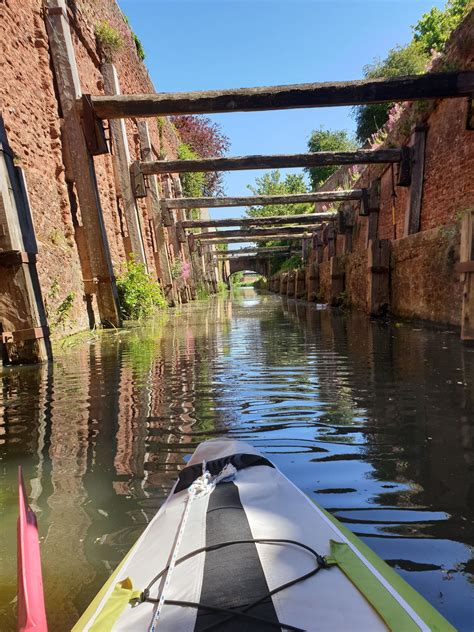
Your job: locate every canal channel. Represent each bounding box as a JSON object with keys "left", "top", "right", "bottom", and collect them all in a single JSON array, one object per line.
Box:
[{"left": 1, "top": 290, "right": 473, "bottom": 630}]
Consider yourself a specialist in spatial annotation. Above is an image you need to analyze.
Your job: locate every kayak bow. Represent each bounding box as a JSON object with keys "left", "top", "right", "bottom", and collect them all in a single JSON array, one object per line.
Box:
[{"left": 74, "top": 439, "right": 454, "bottom": 632}]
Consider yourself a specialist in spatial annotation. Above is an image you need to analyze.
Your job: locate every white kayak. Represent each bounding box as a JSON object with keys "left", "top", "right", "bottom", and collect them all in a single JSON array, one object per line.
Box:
[{"left": 73, "top": 439, "right": 454, "bottom": 631}]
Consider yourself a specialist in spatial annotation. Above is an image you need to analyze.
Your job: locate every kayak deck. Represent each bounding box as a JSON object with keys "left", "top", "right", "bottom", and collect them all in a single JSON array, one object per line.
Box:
[{"left": 74, "top": 439, "right": 454, "bottom": 631}]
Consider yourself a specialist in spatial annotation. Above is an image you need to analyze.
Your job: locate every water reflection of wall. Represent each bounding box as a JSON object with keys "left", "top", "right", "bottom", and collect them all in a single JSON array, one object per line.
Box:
[
  {"left": 282, "top": 300, "right": 474, "bottom": 536},
  {"left": 41, "top": 348, "right": 94, "bottom": 631}
]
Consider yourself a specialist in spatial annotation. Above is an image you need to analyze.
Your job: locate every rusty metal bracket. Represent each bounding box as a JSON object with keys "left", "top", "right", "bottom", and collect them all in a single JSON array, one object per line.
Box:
[
  {"left": 2, "top": 326, "right": 49, "bottom": 343},
  {"left": 80, "top": 95, "right": 109, "bottom": 155}
]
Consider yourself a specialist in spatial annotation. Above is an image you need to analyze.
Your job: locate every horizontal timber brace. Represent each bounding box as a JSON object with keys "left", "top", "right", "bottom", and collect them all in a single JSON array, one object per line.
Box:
[
  {"left": 194, "top": 225, "right": 322, "bottom": 240},
  {"left": 144, "top": 150, "right": 402, "bottom": 176},
  {"left": 218, "top": 247, "right": 292, "bottom": 255},
  {"left": 181, "top": 212, "right": 334, "bottom": 229},
  {"left": 162, "top": 190, "right": 363, "bottom": 210},
  {"left": 217, "top": 252, "right": 291, "bottom": 259},
  {"left": 192, "top": 234, "right": 315, "bottom": 245},
  {"left": 88, "top": 71, "right": 474, "bottom": 118}
]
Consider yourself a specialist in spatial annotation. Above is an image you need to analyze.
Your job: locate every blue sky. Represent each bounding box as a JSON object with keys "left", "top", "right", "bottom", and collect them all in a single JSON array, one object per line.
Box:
[{"left": 118, "top": 0, "right": 445, "bottom": 240}]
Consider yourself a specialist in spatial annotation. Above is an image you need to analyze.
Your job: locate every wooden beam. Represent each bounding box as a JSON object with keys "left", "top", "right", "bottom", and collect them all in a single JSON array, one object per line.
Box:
[
  {"left": 196, "top": 225, "right": 321, "bottom": 240},
  {"left": 0, "top": 121, "right": 52, "bottom": 364},
  {"left": 101, "top": 62, "right": 147, "bottom": 265},
  {"left": 217, "top": 252, "right": 289, "bottom": 259},
  {"left": 144, "top": 150, "right": 401, "bottom": 176},
  {"left": 195, "top": 234, "right": 315, "bottom": 244},
  {"left": 163, "top": 190, "right": 362, "bottom": 210},
  {"left": 89, "top": 71, "right": 474, "bottom": 119},
  {"left": 460, "top": 209, "right": 474, "bottom": 342},
  {"left": 137, "top": 121, "right": 177, "bottom": 306},
  {"left": 404, "top": 124, "right": 427, "bottom": 236},
  {"left": 44, "top": 0, "right": 120, "bottom": 326},
  {"left": 367, "top": 179, "right": 381, "bottom": 244},
  {"left": 217, "top": 247, "right": 292, "bottom": 257},
  {"left": 367, "top": 239, "right": 390, "bottom": 316},
  {"left": 181, "top": 212, "right": 334, "bottom": 229}
]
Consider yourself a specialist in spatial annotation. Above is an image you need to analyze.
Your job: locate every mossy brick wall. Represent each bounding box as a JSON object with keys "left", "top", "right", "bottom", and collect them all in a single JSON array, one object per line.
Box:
[{"left": 0, "top": 0, "right": 178, "bottom": 336}]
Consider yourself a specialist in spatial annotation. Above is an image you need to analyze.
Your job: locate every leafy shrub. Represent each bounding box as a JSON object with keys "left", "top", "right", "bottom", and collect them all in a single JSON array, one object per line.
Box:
[
  {"left": 116, "top": 258, "right": 167, "bottom": 319},
  {"left": 230, "top": 271, "right": 244, "bottom": 287},
  {"left": 95, "top": 22, "right": 124, "bottom": 60},
  {"left": 196, "top": 282, "right": 210, "bottom": 300},
  {"left": 278, "top": 255, "right": 303, "bottom": 273}
]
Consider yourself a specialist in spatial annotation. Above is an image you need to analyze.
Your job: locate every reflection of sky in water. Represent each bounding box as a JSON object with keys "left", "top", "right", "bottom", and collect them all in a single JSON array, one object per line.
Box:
[{"left": 0, "top": 293, "right": 473, "bottom": 630}]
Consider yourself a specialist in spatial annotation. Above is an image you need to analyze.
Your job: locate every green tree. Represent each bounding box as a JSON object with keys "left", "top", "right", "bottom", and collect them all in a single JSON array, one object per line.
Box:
[
  {"left": 353, "top": 0, "right": 470, "bottom": 144},
  {"left": 245, "top": 170, "right": 311, "bottom": 253},
  {"left": 306, "top": 127, "right": 356, "bottom": 189},
  {"left": 246, "top": 170, "right": 311, "bottom": 217},
  {"left": 413, "top": 0, "right": 471, "bottom": 53},
  {"left": 354, "top": 41, "right": 429, "bottom": 144}
]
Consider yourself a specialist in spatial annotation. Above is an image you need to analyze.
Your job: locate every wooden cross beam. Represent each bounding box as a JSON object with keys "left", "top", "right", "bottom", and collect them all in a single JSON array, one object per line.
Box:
[
  {"left": 194, "top": 234, "right": 315, "bottom": 244},
  {"left": 89, "top": 71, "right": 474, "bottom": 118},
  {"left": 181, "top": 212, "right": 334, "bottom": 229},
  {"left": 217, "top": 246, "right": 292, "bottom": 255},
  {"left": 217, "top": 252, "right": 292, "bottom": 259},
  {"left": 161, "top": 190, "right": 364, "bottom": 211},
  {"left": 195, "top": 225, "right": 322, "bottom": 240},
  {"left": 143, "top": 150, "right": 402, "bottom": 176}
]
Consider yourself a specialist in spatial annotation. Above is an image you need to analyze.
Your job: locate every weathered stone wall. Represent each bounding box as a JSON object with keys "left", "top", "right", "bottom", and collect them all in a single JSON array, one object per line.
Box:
[{"left": 0, "top": 0, "right": 178, "bottom": 335}]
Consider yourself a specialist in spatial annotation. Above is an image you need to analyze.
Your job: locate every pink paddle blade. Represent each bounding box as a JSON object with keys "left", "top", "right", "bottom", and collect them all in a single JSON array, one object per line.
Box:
[{"left": 17, "top": 466, "right": 48, "bottom": 632}]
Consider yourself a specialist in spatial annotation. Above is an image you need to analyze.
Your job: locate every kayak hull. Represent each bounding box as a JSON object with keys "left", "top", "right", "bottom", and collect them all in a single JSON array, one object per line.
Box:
[{"left": 74, "top": 439, "right": 454, "bottom": 632}]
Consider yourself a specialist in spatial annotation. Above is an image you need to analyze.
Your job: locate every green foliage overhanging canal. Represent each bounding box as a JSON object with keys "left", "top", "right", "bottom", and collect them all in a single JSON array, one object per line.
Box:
[{"left": 116, "top": 258, "right": 167, "bottom": 320}]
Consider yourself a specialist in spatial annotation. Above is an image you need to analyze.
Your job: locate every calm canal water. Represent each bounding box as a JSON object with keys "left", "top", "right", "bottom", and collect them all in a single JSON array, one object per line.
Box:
[{"left": 1, "top": 289, "right": 473, "bottom": 630}]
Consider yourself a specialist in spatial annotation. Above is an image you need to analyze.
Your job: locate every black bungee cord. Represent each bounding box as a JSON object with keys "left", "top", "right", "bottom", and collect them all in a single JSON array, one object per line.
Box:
[{"left": 132, "top": 537, "right": 331, "bottom": 631}]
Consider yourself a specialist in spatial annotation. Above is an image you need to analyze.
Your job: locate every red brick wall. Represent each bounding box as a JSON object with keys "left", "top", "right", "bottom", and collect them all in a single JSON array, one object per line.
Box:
[
  {"left": 0, "top": 0, "right": 178, "bottom": 335},
  {"left": 308, "top": 10, "right": 474, "bottom": 325}
]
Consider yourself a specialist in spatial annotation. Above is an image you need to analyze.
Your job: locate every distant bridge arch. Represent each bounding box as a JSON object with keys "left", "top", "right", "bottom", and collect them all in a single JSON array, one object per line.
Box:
[
  {"left": 221, "top": 256, "right": 271, "bottom": 285},
  {"left": 227, "top": 257, "right": 270, "bottom": 277}
]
